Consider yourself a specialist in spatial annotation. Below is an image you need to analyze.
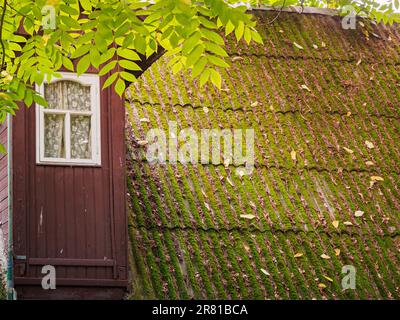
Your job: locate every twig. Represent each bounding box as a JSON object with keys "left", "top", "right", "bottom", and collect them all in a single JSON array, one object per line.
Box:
[
  {"left": 0, "top": 0, "right": 7, "bottom": 72},
  {"left": 267, "top": 0, "right": 286, "bottom": 25}
]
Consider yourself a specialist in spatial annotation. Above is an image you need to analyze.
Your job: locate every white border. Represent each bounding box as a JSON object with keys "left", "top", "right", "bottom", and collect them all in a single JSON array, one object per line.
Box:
[{"left": 36, "top": 72, "right": 101, "bottom": 166}]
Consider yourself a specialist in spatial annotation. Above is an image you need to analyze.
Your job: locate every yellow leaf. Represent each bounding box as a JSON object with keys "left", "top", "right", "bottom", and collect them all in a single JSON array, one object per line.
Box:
[
  {"left": 365, "top": 161, "right": 374, "bottom": 166},
  {"left": 226, "top": 177, "right": 234, "bottom": 187},
  {"left": 293, "top": 42, "right": 304, "bottom": 50},
  {"left": 371, "top": 176, "right": 384, "bottom": 181},
  {"left": 294, "top": 252, "right": 303, "bottom": 258},
  {"left": 334, "top": 248, "right": 341, "bottom": 256},
  {"left": 203, "top": 107, "right": 209, "bottom": 113},
  {"left": 231, "top": 56, "right": 244, "bottom": 62},
  {"left": 318, "top": 283, "right": 327, "bottom": 289},
  {"left": 343, "top": 146, "right": 354, "bottom": 154},
  {"left": 260, "top": 268, "right": 270, "bottom": 276},
  {"left": 291, "top": 150, "right": 297, "bottom": 162},
  {"left": 332, "top": 220, "right": 339, "bottom": 229},
  {"left": 365, "top": 140, "right": 374, "bottom": 149},
  {"left": 137, "top": 140, "right": 148, "bottom": 146},
  {"left": 356, "top": 59, "right": 362, "bottom": 66},
  {"left": 241, "top": 214, "right": 256, "bottom": 220},
  {"left": 344, "top": 221, "right": 353, "bottom": 226},
  {"left": 321, "top": 254, "right": 331, "bottom": 260},
  {"left": 321, "top": 41, "right": 326, "bottom": 48},
  {"left": 355, "top": 210, "right": 364, "bottom": 217},
  {"left": 301, "top": 84, "right": 311, "bottom": 92},
  {"left": 251, "top": 101, "right": 259, "bottom": 108},
  {"left": 323, "top": 275, "right": 334, "bottom": 282},
  {"left": 140, "top": 118, "right": 150, "bottom": 123}
]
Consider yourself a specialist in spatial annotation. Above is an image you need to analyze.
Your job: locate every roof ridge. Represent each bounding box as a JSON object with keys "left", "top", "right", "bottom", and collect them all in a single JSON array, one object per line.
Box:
[{"left": 250, "top": 5, "right": 338, "bottom": 17}]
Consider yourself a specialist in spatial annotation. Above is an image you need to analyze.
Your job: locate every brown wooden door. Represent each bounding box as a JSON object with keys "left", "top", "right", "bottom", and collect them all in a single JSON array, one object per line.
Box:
[{"left": 12, "top": 71, "right": 128, "bottom": 299}]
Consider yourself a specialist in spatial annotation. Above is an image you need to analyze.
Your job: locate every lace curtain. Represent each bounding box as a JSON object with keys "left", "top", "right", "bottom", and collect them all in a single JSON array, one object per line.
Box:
[{"left": 44, "top": 81, "right": 92, "bottom": 159}]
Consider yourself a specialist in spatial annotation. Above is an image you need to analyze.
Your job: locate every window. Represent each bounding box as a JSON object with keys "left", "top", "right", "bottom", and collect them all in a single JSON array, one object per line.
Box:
[{"left": 36, "top": 72, "right": 101, "bottom": 165}]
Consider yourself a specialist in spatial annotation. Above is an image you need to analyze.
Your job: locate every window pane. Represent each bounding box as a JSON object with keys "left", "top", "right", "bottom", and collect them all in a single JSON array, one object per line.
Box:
[
  {"left": 71, "top": 115, "right": 92, "bottom": 159},
  {"left": 65, "top": 81, "right": 91, "bottom": 111},
  {"left": 44, "top": 114, "right": 65, "bottom": 158},
  {"left": 44, "top": 81, "right": 91, "bottom": 111}
]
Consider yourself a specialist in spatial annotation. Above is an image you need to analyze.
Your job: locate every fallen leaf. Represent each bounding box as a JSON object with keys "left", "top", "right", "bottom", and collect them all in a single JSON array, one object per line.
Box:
[
  {"left": 318, "top": 283, "right": 327, "bottom": 289},
  {"left": 260, "top": 268, "right": 270, "bottom": 276},
  {"left": 355, "top": 210, "right": 364, "bottom": 217},
  {"left": 291, "top": 150, "right": 297, "bottom": 162},
  {"left": 356, "top": 59, "right": 362, "bottom": 66},
  {"left": 343, "top": 146, "right": 354, "bottom": 154},
  {"left": 279, "top": 29, "right": 284, "bottom": 33},
  {"left": 137, "top": 140, "right": 148, "bottom": 146},
  {"left": 346, "top": 111, "right": 352, "bottom": 117},
  {"left": 293, "top": 42, "right": 304, "bottom": 50},
  {"left": 334, "top": 248, "right": 341, "bottom": 256},
  {"left": 224, "top": 159, "right": 230, "bottom": 168},
  {"left": 226, "top": 177, "right": 234, "bottom": 187},
  {"left": 251, "top": 101, "right": 259, "bottom": 108},
  {"left": 344, "top": 221, "right": 353, "bottom": 226},
  {"left": 269, "top": 105, "right": 275, "bottom": 111},
  {"left": 241, "top": 214, "right": 255, "bottom": 220},
  {"left": 371, "top": 176, "right": 384, "bottom": 181},
  {"left": 365, "top": 140, "right": 374, "bottom": 149},
  {"left": 312, "top": 44, "right": 318, "bottom": 49},
  {"left": 140, "top": 117, "right": 150, "bottom": 123},
  {"left": 204, "top": 202, "right": 210, "bottom": 211},
  {"left": 365, "top": 161, "right": 374, "bottom": 166},
  {"left": 321, "top": 254, "right": 331, "bottom": 260},
  {"left": 301, "top": 84, "right": 311, "bottom": 92},
  {"left": 232, "top": 56, "right": 244, "bottom": 62},
  {"left": 294, "top": 252, "right": 303, "bottom": 258},
  {"left": 323, "top": 275, "right": 334, "bottom": 282},
  {"left": 203, "top": 107, "right": 209, "bottom": 113},
  {"left": 332, "top": 220, "right": 339, "bottom": 229},
  {"left": 321, "top": 41, "right": 326, "bottom": 48}
]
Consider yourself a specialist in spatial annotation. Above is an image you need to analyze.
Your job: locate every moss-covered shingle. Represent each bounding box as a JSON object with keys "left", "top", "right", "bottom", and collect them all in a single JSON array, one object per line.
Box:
[{"left": 126, "top": 10, "right": 400, "bottom": 299}]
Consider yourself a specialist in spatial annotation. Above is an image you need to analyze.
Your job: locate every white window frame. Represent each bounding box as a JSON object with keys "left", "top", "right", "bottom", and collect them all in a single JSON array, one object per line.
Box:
[{"left": 36, "top": 72, "right": 101, "bottom": 166}]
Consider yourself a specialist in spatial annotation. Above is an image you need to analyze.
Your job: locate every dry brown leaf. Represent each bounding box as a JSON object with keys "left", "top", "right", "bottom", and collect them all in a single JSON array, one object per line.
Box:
[
  {"left": 294, "top": 252, "right": 303, "bottom": 258},
  {"left": 355, "top": 210, "right": 364, "bottom": 217},
  {"left": 332, "top": 220, "right": 339, "bottom": 229},
  {"left": 321, "top": 254, "right": 331, "bottom": 260}
]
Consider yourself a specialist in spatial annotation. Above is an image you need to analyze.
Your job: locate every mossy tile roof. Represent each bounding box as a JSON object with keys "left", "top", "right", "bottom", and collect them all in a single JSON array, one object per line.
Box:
[{"left": 126, "top": 11, "right": 400, "bottom": 299}]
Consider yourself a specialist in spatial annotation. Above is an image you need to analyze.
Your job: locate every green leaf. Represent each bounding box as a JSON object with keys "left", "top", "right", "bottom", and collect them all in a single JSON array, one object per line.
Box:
[
  {"left": 77, "top": 55, "right": 91, "bottom": 75},
  {"left": 235, "top": 21, "right": 245, "bottom": 41},
  {"left": 192, "top": 56, "right": 207, "bottom": 78},
  {"left": 117, "top": 48, "right": 140, "bottom": 61},
  {"left": 103, "top": 72, "right": 119, "bottom": 89},
  {"left": 186, "top": 45, "right": 204, "bottom": 67},
  {"left": 120, "top": 71, "right": 137, "bottom": 82},
  {"left": 33, "top": 94, "right": 48, "bottom": 107},
  {"left": 208, "top": 55, "right": 229, "bottom": 68},
  {"left": 199, "top": 68, "right": 210, "bottom": 87},
  {"left": 118, "top": 60, "right": 141, "bottom": 71},
  {"left": 210, "top": 69, "right": 222, "bottom": 89},
  {"left": 99, "top": 60, "right": 118, "bottom": 76},
  {"left": 0, "top": 143, "right": 6, "bottom": 156},
  {"left": 225, "top": 20, "right": 235, "bottom": 36},
  {"left": 62, "top": 56, "right": 74, "bottom": 71},
  {"left": 114, "top": 78, "right": 126, "bottom": 97}
]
